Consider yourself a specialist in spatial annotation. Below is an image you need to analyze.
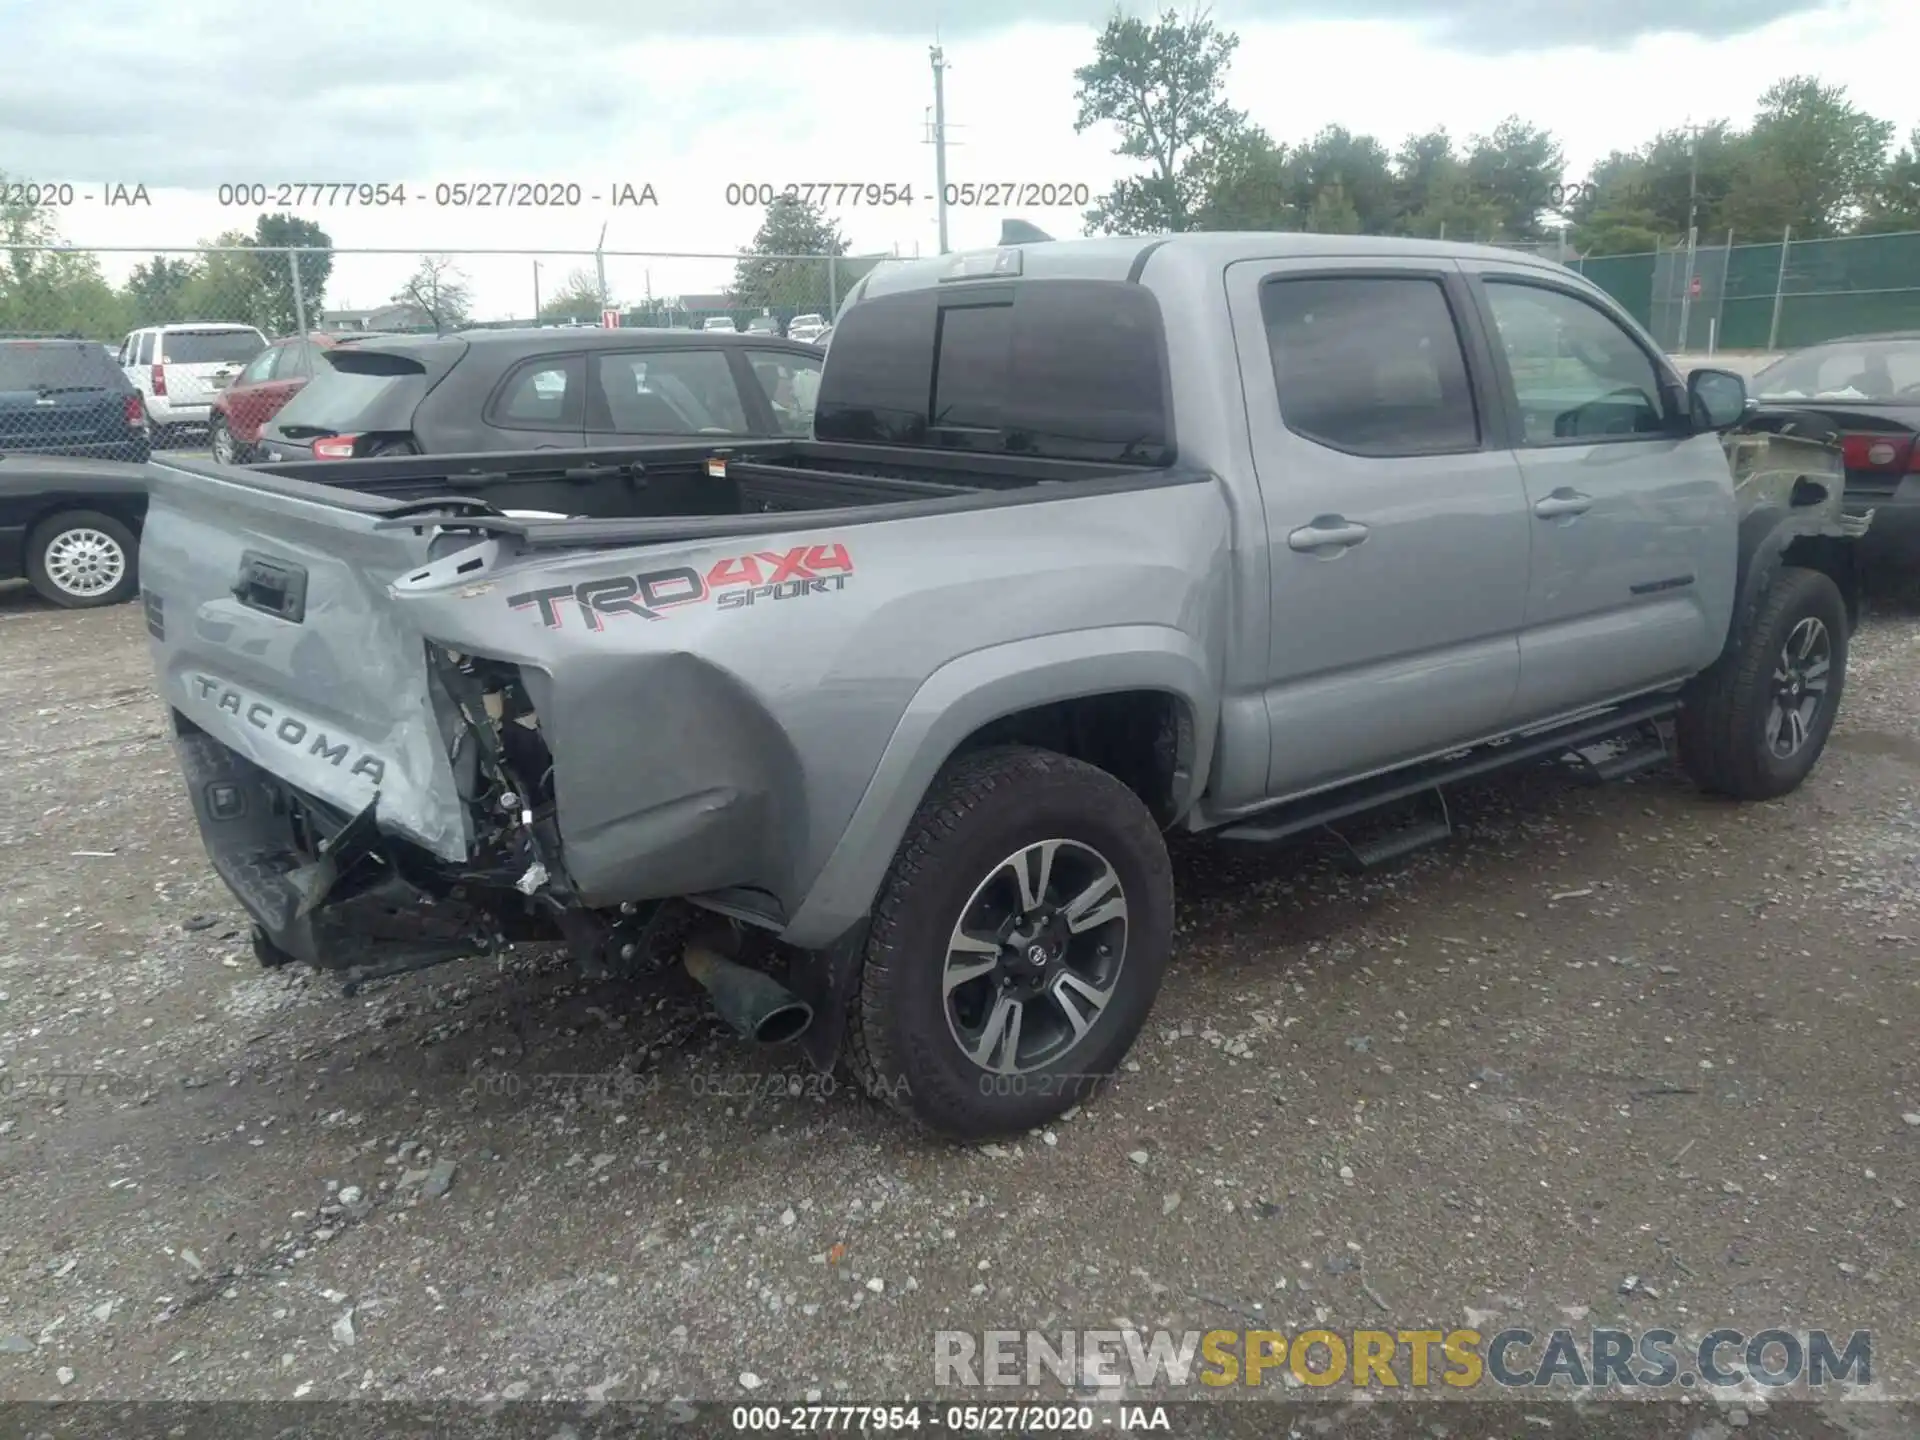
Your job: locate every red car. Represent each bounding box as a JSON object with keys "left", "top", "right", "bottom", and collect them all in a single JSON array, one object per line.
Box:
[{"left": 208, "top": 333, "right": 356, "bottom": 465}]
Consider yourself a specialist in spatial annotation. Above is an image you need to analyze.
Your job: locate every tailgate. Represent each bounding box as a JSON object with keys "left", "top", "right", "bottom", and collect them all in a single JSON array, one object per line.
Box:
[{"left": 139, "top": 460, "right": 471, "bottom": 861}]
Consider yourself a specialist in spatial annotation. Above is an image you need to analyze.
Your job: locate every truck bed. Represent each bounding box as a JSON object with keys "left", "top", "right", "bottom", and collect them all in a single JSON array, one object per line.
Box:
[{"left": 156, "top": 440, "right": 1187, "bottom": 551}]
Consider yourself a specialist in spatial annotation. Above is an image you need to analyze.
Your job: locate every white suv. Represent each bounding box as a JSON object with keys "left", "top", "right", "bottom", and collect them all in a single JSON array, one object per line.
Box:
[
  {"left": 701, "top": 315, "right": 739, "bottom": 332},
  {"left": 119, "top": 323, "right": 269, "bottom": 439},
  {"left": 787, "top": 313, "right": 827, "bottom": 343}
]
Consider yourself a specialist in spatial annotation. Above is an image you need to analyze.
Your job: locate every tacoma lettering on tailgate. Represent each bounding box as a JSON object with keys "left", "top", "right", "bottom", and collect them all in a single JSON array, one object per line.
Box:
[
  {"left": 508, "top": 543, "right": 854, "bottom": 631},
  {"left": 190, "top": 676, "right": 387, "bottom": 784}
]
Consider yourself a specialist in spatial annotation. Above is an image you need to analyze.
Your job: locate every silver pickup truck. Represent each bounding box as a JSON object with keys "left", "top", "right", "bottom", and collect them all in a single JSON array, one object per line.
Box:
[{"left": 137, "top": 232, "right": 1870, "bottom": 1138}]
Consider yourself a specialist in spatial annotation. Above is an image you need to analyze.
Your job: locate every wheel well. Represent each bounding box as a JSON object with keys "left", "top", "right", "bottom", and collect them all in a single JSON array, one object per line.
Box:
[
  {"left": 1781, "top": 532, "right": 1861, "bottom": 629},
  {"left": 949, "top": 691, "right": 1194, "bottom": 826},
  {"left": 26, "top": 499, "right": 144, "bottom": 545}
]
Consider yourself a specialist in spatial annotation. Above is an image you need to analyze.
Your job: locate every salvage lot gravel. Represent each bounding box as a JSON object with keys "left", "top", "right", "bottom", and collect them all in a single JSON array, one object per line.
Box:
[{"left": 0, "top": 580, "right": 1916, "bottom": 1425}]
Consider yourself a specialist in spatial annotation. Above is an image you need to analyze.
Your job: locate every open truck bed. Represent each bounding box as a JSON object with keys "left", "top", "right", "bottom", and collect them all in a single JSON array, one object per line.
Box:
[{"left": 212, "top": 439, "right": 1178, "bottom": 549}]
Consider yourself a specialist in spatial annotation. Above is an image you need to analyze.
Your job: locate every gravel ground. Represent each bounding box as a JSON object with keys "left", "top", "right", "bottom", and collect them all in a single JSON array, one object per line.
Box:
[{"left": 0, "top": 580, "right": 1915, "bottom": 1434}]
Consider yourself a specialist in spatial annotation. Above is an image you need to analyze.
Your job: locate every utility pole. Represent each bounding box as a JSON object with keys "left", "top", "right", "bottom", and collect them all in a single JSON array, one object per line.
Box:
[
  {"left": 594, "top": 222, "right": 609, "bottom": 309},
  {"left": 929, "top": 44, "right": 951, "bottom": 254},
  {"left": 532, "top": 260, "right": 542, "bottom": 319},
  {"left": 1678, "top": 120, "right": 1700, "bottom": 349}
]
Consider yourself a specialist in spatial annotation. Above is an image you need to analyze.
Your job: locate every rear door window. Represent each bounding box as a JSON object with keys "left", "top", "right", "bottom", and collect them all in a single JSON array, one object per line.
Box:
[
  {"left": 590, "top": 350, "right": 749, "bottom": 433},
  {"left": 236, "top": 346, "right": 282, "bottom": 385},
  {"left": 813, "top": 278, "right": 1173, "bottom": 465},
  {"left": 135, "top": 333, "right": 155, "bottom": 365},
  {"left": 487, "top": 355, "right": 585, "bottom": 431},
  {"left": 160, "top": 329, "right": 266, "bottom": 364},
  {"left": 743, "top": 349, "right": 822, "bottom": 435},
  {"left": 1260, "top": 275, "right": 1481, "bottom": 456}
]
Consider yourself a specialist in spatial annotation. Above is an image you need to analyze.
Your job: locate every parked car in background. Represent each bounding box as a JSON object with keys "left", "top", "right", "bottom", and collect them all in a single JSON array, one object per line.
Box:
[
  {"left": 1750, "top": 332, "right": 1920, "bottom": 568},
  {"left": 814, "top": 323, "right": 834, "bottom": 349},
  {"left": 119, "top": 323, "right": 268, "bottom": 443},
  {"left": 745, "top": 315, "right": 780, "bottom": 336},
  {"left": 0, "top": 452, "right": 147, "bottom": 607},
  {"left": 0, "top": 337, "right": 150, "bottom": 464},
  {"left": 208, "top": 332, "right": 366, "bottom": 466},
  {"left": 702, "top": 316, "right": 739, "bottom": 333},
  {"left": 254, "top": 327, "right": 824, "bottom": 462},
  {"left": 787, "top": 312, "right": 827, "bottom": 344}
]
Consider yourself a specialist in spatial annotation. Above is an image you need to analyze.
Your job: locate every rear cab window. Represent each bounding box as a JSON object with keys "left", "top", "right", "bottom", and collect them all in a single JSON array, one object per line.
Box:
[
  {"left": 813, "top": 278, "right": 1173, "bottom": 465},
  {"left": 159, "top": 328, "right": 267, "bottom": 365}
]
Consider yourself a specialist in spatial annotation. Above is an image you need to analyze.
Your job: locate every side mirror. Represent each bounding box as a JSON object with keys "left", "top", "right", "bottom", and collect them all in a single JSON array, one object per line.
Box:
[{"left": 1687, "top": 367, "right": 1750, "bottom": 432}]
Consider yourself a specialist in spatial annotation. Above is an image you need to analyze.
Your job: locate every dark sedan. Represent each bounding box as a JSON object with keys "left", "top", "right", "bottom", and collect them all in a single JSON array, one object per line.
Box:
[
  {"left": 0, "top": 454, "right": 147, "bottom": 608},
  {"left": 1751, "top": 332, "right": 1920, "bottom": 567},
  {"left": 254, "top": 327, "right": 824, "bottom": 462}
]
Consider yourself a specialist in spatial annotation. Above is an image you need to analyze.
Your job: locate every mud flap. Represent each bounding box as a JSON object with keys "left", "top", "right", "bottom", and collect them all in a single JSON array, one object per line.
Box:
[{"left": 788, "top": 918, "right": 871, "bottom": 1073}]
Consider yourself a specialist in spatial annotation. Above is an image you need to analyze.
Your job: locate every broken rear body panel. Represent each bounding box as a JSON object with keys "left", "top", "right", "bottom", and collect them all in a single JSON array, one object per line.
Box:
[{"left": 137, "top": 447, "right": 1229, "bottom": 976}]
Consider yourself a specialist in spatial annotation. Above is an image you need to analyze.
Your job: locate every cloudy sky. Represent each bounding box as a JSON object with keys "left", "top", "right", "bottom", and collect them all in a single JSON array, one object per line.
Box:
[{"left": 3, "top": 0, "right": 1915, "bottom": 317}]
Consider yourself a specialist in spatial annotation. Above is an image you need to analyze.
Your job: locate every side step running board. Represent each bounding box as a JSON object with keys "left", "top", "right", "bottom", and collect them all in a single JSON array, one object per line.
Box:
[
  {"left": 1219, "top": 694, "right": 1680, "bottom": 846},
  {"left": 1343, "top": 813, "right": 1453, "bottom": 870}
]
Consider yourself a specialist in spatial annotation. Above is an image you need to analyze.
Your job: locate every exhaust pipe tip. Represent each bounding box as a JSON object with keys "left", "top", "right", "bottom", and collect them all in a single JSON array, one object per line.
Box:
[
  {"left": 684, "top": 944, "right": 814, "bottom": 1045},
  {"left": 749, "top": 1000, "right": 815, "bottom": 1047}
]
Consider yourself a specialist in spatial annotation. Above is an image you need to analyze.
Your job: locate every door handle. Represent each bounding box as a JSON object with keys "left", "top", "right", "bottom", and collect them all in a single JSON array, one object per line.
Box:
[
  {"left": 1287, "top": 516, "right": 1370, "bottom": 553},
  {"left": 1533, "top": 488, "right": 1593, "bottom": 518}
]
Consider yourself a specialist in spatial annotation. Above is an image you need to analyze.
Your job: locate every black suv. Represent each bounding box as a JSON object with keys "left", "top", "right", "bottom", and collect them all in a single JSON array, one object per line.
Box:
[
  {"left": 254, "top": 328, "right": 823, "bottom": 462},
  {"left": 0, "top": 337, "right": 151, "bottom": 464}
]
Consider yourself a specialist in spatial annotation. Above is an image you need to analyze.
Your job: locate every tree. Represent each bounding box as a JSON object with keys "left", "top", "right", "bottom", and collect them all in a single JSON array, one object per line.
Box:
[
  {"left": 1719, "top": 78, "right": 1895, "bottom": 237},
  {"left": 123, "top": 256, "right": 202, "bottom": 327},
  {"left": 395, "top": 255, "right": 473, "bottom": 333},
  {"left": 1073, "top": 8, "right": 1251, "bottom": 234},
  {"left": 730, "top": 195, "right": 847, "bottom": 312},
  {"left": 0, "top": 171, "right": 128, "bottom": 337},
  {"left": 1460, "top": 117, "right": 1566, "bottom": 241},
  {"left": 251, "top": 214, "right": 332, "bottom": 334},
  {"left": 1859, "top": 127, "right": 1920, "bottom": 234},
  {"left": 538, "top": 267, "right": 612, "bottom": 322}
]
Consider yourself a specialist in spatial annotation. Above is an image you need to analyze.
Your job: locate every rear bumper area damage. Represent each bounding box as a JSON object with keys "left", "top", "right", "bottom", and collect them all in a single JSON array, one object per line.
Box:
[
  {"left": 174, "top": 644, "right": 623, "bottom": 980},
  {"left": 174, "top": 648, "right": 828, "bottom": 1050}
]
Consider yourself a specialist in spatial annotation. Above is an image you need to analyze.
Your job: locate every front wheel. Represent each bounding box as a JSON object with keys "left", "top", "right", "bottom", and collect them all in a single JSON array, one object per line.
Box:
[
  {"left": 1678, "top": 565, "right": 1848, "bottom": 800},
  {"left": 847, "top": 745, "right": 1174, "bottom": 1139},
  {"left": 26, "top": 509, "right": 140, "bottom": 609}
]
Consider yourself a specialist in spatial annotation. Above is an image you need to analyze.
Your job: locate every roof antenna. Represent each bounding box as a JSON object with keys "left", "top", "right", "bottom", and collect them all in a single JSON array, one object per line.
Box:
[{"left": 999, "top": 219, "right": 1054, "bottom": 244}]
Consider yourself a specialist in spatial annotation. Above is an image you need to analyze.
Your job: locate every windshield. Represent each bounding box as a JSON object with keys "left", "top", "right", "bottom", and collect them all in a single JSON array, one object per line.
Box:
[
  {"left": 160, "top": 329, "right": 267, "bottom": 364},
  {"left": 0, "top": 342, "right": 123, "bottom": 390},
  {"left": 1752, "top": 340, "right": 1920, "bottom": 403}
]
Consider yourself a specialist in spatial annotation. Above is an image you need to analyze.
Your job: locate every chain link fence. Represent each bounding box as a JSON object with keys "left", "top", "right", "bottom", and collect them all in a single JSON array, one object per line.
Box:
[
  {"left": 1575, "top": 228, "right": 1920, "bottom": 353},
  {"left": 0, "top": 243, "right": 891, "bottom": 457}
]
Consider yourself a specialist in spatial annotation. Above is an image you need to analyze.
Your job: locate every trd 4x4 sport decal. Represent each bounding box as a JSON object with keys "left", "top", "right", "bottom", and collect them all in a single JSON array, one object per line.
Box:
[{"left": 508, "top": 543, "right": 854, "bottom": 630}]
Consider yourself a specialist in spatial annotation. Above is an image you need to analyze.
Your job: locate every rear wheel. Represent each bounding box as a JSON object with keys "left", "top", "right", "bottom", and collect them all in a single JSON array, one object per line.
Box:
[
  {"left": 847, "top": 745, "right": 1173, "bottom": 1138},
  {"left": 209, "top": 415, "right": 245, "bottom": 465},
  {"left": 26, "top": 510, "right": 139, "bottom": 609},
  {"left": 1678, "top": 565, "right": 1848, "bottom": 800}
]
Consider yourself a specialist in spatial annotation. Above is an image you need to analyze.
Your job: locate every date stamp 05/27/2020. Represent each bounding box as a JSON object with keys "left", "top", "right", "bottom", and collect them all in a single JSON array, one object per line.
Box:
[{"left": 3, "top": 178, "right": 1097, "bottom": 211}]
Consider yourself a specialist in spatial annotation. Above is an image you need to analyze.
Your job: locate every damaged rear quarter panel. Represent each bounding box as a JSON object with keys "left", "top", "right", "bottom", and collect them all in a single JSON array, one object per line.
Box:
[{"left": 389, "top": 480, "right": 1232, "bottom": 918}]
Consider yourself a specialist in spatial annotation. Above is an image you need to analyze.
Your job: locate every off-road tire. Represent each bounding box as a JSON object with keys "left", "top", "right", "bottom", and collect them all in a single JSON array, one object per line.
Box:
[
  {"left": 26, "top": 509, "right": 140, "bottom": 609},
  {"left": 846, "top": 744, "right": 1174, "bottom": 1139},
  {"left": 1677, "top": 565, "right": 1847, "bottom": 800}
]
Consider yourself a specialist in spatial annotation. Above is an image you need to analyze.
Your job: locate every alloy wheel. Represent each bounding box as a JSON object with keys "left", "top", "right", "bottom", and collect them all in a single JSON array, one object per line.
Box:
[{"left": 942, "top": 838, "right": 1130, "bottom": 1075}]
